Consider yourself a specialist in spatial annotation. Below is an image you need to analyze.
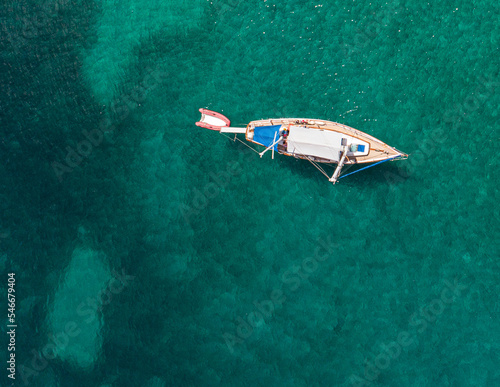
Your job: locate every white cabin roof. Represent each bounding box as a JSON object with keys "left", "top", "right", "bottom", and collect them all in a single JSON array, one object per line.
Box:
[
  {"left": 286, "top": 125, "right": 369, "bottom": 161},
  {"left": 286, "top": 126, "right": 343, "bottom": 161}
]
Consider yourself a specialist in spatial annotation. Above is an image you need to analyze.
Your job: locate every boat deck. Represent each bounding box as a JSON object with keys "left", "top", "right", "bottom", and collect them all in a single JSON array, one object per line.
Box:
[{"left": 246, "top": 118, "right": 407, "bottom": 164}]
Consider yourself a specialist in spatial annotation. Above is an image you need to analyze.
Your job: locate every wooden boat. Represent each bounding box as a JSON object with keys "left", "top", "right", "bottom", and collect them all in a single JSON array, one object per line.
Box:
[{"left": 196, "top": 108, "right": 408, "bottom": 184}]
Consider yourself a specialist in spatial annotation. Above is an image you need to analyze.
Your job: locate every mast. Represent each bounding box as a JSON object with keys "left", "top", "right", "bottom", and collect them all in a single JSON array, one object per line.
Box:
[
  {"left": 259, "top": 132, "right": 283, "bottom": 158},
  {"left": 329, "top": 141, "right": 348, "bottom": 184}
]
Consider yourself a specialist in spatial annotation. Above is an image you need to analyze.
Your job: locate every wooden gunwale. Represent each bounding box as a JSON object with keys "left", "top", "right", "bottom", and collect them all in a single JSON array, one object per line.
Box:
[{"left": 245, "top": 118, "right": 407, "bottom": 164}]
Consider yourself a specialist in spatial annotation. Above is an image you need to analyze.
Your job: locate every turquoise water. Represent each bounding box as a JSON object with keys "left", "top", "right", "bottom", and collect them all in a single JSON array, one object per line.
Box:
[{"left": 1, "top": 0, "right": 499, "bottom": 386}]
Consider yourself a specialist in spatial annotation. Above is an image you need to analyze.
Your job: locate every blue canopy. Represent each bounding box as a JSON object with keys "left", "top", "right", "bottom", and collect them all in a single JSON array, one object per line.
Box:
[{"left": 253, "top": 125, "right": 281, "bottom": 151}]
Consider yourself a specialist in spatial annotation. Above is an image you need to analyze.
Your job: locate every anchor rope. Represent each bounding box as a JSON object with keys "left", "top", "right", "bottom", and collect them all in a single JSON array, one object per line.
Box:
[
  {"left": 304, "top": 156, "right": 330, "bottom": 179},
  {"left": 289, "top": 140, "right": 331, "bottom": 179},
  {"left": 220, "top": 132, "right": 260, "bottom": 154}
]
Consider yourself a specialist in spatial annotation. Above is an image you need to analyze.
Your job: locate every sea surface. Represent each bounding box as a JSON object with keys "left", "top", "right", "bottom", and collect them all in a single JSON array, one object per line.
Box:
[{"left": 0, "top": 0, "right": 499, "bottom": 386}]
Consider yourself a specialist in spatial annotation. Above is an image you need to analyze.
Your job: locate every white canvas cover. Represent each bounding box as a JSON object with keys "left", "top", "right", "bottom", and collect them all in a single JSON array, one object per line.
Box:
[{"left": 286, "top": 126, "right": 345, "bottom": 161}]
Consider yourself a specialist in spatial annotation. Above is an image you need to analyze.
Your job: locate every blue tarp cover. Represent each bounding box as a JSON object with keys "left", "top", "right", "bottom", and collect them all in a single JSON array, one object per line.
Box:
[{"left": 253, "top": 125, "right": 281, "bottom": 151}]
